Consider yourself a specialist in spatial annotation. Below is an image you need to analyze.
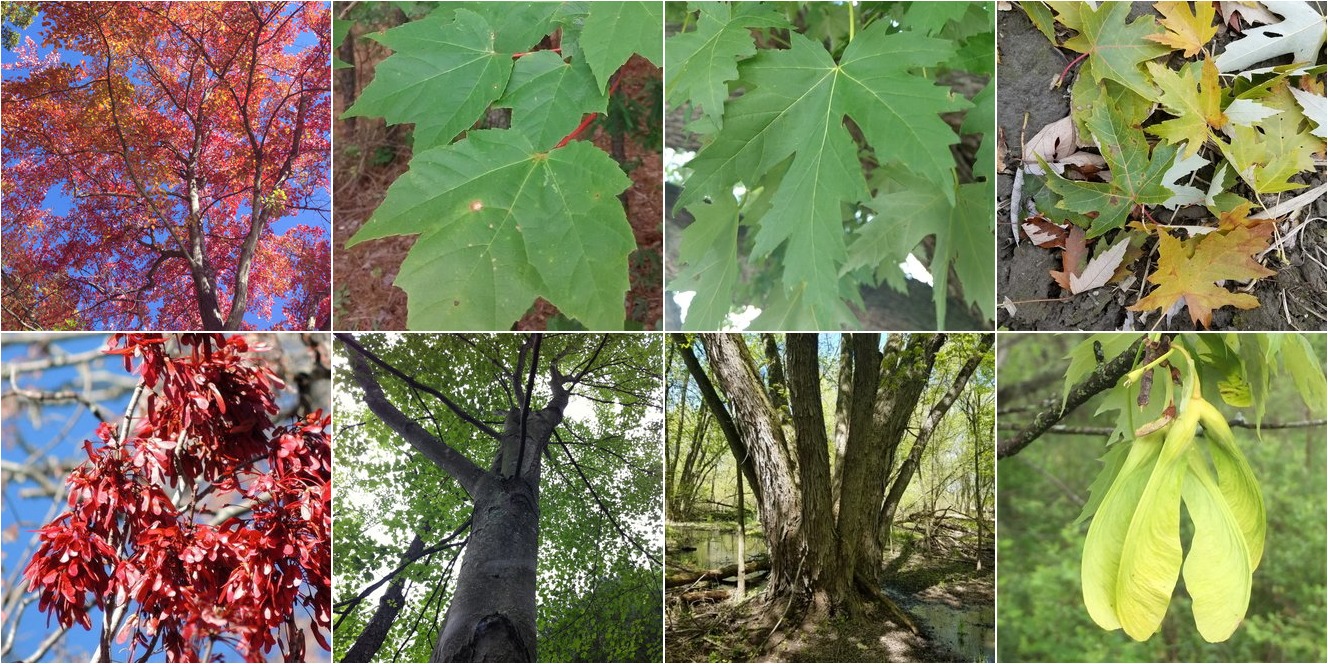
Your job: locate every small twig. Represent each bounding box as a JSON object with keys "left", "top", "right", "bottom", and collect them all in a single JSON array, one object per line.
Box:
[
  {"left": 998, "top": 337, "right": 1145, "bottom": 459},
  {"left": 997, "top": 418, "right": 1326, "bottom": 435},
  {"left": 1252, "top": 183, "right": 1328, "bottom": 221}
]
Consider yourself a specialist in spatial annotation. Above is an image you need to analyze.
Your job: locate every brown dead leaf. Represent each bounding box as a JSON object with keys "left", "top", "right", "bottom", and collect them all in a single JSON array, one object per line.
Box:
[
  {"left": 1022, "top": 217, "right": 1068, "bottom": 247},
  {"left": 1050, "top": 225, "right": 1089, "bottom": 290}
]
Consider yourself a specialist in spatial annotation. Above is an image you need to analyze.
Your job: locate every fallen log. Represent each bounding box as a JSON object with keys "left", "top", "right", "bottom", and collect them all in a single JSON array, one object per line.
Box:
[
  {"left": 680, "top": 589, "right": 730, "bottom": 604},
  {"left": 666, "top": 554, "right": 771, "bottom": 588}
]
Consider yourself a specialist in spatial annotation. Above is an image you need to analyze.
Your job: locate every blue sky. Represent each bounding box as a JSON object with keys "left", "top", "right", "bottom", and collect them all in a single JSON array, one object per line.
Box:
[{"left": 1, "top": 4, "right": 331, "bottom": 330}]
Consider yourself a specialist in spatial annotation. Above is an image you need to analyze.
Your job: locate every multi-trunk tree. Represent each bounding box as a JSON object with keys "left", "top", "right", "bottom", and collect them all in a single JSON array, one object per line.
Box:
[
  {"left": 2, "top": 2, "right": 330, "bottom": 331},
  {"left": 334, "top": 333, "right": 662, "bottom": 662},
  {"left": 673, "top": 332, "right": 993, "bottom": 625}
]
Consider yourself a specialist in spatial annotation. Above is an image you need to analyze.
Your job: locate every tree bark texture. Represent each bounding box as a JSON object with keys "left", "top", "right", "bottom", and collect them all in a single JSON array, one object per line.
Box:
[
  {"left": 343, "top": 532, "right": 428, "bottom": 663},
  {"left": 697, "top": 334, "right": 803, "bottom": 598},
  {"left": 691, "top": 333, "right": 990, "bottom": 619},
  {"left": 344, "top": 336, "right": 570, "bottom": 663}
]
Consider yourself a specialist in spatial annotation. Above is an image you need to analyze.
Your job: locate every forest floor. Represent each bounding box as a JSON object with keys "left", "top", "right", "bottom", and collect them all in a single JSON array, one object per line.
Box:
[
  {"left": 666, "top": 537, "right": 994, "bottom": 663},
  {"left": 996, "top": 4, "right": 1326, "bottom": 331}
]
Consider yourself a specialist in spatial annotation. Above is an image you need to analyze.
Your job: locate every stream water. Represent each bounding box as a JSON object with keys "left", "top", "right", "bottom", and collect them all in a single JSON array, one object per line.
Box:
[
  {"left": 669, "top": 524, "right": 994, "bottom": 662},
  {"left": 887, "top": 588, "right": 995, "bottom": 663},
  {"left": 668, "top": 523, "right": 767, "bottom": 570}
]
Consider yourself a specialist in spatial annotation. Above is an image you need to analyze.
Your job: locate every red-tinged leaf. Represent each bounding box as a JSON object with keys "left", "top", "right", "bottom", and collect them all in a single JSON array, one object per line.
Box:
[
  {"left": 1128, "top": 224, "right": 1277, "bottom": 326},
  {"left": 1050, "top": 225, "right": 1090, "bottom": 290},
  {"left": 312, "top": 625, "right": 332, "bottom": 651},
  {"left": 1022, "top": 217, "right": 1069, "bottom": 248},
  {"left": 2, "top": 6, "right": 330, "bottom": 330},
  {"left": 25, "top": 333, "right": 329, "bottom": 662}
]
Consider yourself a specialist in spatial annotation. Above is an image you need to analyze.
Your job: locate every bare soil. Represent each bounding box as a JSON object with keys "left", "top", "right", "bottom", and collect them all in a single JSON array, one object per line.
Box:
[
  {"left": 995, "top": 5, "right": 1327, "bottom": 331},
  {"left": 665, "top": 545, "right": 993, "bottom": 663}
]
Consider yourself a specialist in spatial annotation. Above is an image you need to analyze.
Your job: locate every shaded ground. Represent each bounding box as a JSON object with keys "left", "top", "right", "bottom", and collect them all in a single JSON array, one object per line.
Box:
[
  {"left": 665, "top": 533, "right": 994, "bottom": 663},
  {"left": 332, "top": 10, "right": 662, "bottom": 330},
  {"left": 996, "top": 4, "right": 1327, "bottom": 331}
]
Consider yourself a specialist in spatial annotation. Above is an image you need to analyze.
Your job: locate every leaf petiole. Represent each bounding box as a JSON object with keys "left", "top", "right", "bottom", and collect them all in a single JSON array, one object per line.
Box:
[
  {"left": 512, "top": 47, "right": 560, "bottom": 59},
  {"left": 1057, "top": 51, "right": 1089, "bottom": 87}
]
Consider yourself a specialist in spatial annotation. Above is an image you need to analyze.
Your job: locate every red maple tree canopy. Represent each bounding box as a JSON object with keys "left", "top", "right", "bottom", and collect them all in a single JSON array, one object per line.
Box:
[
  {"left": 1, "top": 2, "right": 331, "bottom": 331},
  {"left": 22, "top": 333, "right": 332, "bottom": 662}
]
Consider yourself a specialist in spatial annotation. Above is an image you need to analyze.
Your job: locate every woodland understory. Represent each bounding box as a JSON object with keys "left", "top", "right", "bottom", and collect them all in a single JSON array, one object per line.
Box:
[{"left": 665, "top": 333, "right": 995, "bottom": 662}]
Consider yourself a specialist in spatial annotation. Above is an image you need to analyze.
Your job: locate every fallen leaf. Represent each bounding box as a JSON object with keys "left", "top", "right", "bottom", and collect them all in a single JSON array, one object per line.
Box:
[
  {"left": 1146, "top": 58, "right": 1227, "bottom": 156},
  {"left": 1059, "top": 2, "right": 1170, "bottom": 99},
  {"left": 1062, "top": 151, "right": 1109, "bottom": 174},
  {"left": 1218, "top": 82, "right": 1322, "bottom": 193},
  {"left": 1161, "top": 145, "right": 1209, "bottom": 209},
  {"left": 1050, "top": 225, "right": 1089, "bottom": 290},
  {"left": 1024, "top": 115, "right": 1078, "bottom": 163},
  {"left": 1289, "top": 86, "right": 1327, "bottom": 138},
  {"left": 1217, "top": 201, "right": 1260, "bottom": 229},
  {"left": 1042, "top": 104, "right": 1178, "bottom": 237},
  {"left": 1023, "top": 217, "right": 1069, "bottom": 247},
  {"left": 1070, "top": 237, "right": 1131, "bottom": 293},
  {"left": 1223, "top": 98, "right": 1282, "bottom": 127},
  {"left": 1218, "top": 1, "right": 1280, "bottom": 27},
  {"left": 1128, "top": 224, "right": 1277, "bottom": 326},
  {"left": 1147, "top": 1, "right": 1218, "bottom": 57},
  {"left": 1215, "top": 0, "right": 1327, "bottom": 73}
]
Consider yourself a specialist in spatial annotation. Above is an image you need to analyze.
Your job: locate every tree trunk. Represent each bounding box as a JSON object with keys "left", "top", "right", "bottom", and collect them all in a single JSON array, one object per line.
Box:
[
  {"left": 842, "top": 335, "right": 946, "bottom": 593},
  {"left": 431, "top": 473, "right": 540, "bottom": 662},
  {"left": 697, "top": 334, "right": 803, "bottom": 599},
  {"left": 343, "top": 532, "right": 427, "bottom": 662},
  {"left": 736, "top": 459, "right": 746, "bottom": 602},
  {"left": 689, "top": 333, "right": 989, "bottom": 632},
  {"left": 784, "top": 334, "right": 841, "bottom": 610},
  {"left": 344, "top": 335, "right": 570, "bottom": 663},
  {"left": 877, "top": 337, "right": 993, "bottom": 554}
]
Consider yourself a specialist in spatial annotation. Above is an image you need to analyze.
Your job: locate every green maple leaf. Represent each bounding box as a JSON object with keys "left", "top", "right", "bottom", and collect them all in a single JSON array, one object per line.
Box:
[
  {"left": 1218, "top": 83, "right": 1322, "bottom": 193},
  {"left": 580, "top": 2, "right": 663, "bottom": 92},
  {"left": 964, "top": 84, "right": 995, "bottom": 183},
  {"left": 345, "top": 131, "right": 635, "bottom": 330},
  {"left": 665, "top": 2, "right": 789, "bottom": 131},
  {"left": 845, "top": 173, "right": 994, "bottom": 328},
  {"left": 333, "top": 16, "right": 352, "bottom": 70},
  {"left": 751, "top": 281, "right": 856, "bottom": 331},
  {"left": 431, "top": 2, "right": 558, "bottom": 53},
  {"left": 670, "top": 194, "right": 740, "bottom": 330},
  {"left": 342, "top": 9, "right": 513, "bottom": 150},
  {"left": 1146, "top": 58, "right": 1227, "bottom": 157},
  {"left": 1042, "top": 105, "right": 1179, "bottom": 238},
  {"left": 1060, "top": 2, "right": 1169, "bottom": 99},
  {"left": 903, "top": 2, "right": 972, "bottom": 37},
  {"left": 848, "top": 182, "right": 948, "bottom": 294},
  {"left": 1071, "top": 76, "right": 1152, "bottom": 145},
  {"left": 676, "top": 20, "right": 966, "bottom": 329},
  {"left": 935, "top": 182, "right": 996, "bottom": 326},
  {"left": 496, "top": 51, "right": 607, "bottom": 148}
]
